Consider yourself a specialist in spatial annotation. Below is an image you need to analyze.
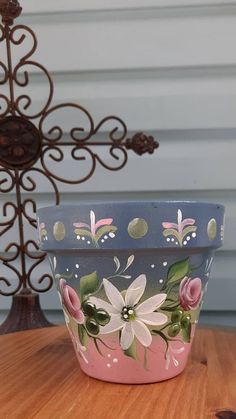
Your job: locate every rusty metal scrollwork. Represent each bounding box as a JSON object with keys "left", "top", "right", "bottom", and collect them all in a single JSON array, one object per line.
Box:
[{"left": 0, "top": 0, "right": 159, "bottom": 301}]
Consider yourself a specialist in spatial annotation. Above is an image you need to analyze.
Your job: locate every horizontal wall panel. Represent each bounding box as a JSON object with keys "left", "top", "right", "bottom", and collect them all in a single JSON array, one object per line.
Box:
[
  {"left": 6, "top": 14, "right": 236, "bottom": 74},
  {"left": 3, "top": 73, "right": 236, "bottom": 130},
  {"left": 0, "top": 140, "right": 235, "bottom": 195},
  {"left": 0, "top": 251, "right": 235, "bottom": 311},
  {"left": 15, "top": 139, "right": 236, "bottom": 192},
  {"left": 21, "top": 1, "right": 236, "bottom": 15}
]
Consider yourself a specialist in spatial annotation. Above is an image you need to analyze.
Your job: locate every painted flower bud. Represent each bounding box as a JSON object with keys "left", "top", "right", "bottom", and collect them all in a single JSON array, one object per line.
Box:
[
  {"left": 181, "top": 314, "right": 191, "bottom": 329},
  {"left": 82, "top": 301, "right": 96, "bottom": 317},
  {"left": 95, "top": 309, "right": 110, "bottom": 326},
  {"left": 171, "top": 309, "right": 183, "bottom": 324},
  {"left": 168, "top": 323, "right": 181, "bottom": 337},
  {"left": 86, "top": 318, "right": 99, "bottom": 335}
]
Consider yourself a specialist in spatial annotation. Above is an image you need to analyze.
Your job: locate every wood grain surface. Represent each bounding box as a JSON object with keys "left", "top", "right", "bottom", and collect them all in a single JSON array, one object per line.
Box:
[{"left": 0, "top": 326, "right": 235, "bottom": 419}]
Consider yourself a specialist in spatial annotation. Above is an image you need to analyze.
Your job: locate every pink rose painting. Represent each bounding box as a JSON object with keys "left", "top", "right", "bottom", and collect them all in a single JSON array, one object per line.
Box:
[
  {"left": 59, "top": 279, "right": 85, "bottom": 324},
  {"left": 179, "top": 277, "right": 202, "bottom": 311}
]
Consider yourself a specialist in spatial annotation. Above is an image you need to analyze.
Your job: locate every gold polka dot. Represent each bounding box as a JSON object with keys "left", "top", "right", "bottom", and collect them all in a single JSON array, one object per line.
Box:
[
  {"left": 207, "top": 218, "right": 217, "bottom": 240},
  {"left": 128, "top": 218, "right": 148, "bottom": 239},
  {"left": 53, "top": 221, "right": 66, "bottom": 241}
]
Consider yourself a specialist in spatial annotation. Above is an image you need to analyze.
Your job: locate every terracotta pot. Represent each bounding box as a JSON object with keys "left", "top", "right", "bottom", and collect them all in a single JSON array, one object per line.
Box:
[{"left": 37, "top": 201, "right": 224, "bottom": 384}]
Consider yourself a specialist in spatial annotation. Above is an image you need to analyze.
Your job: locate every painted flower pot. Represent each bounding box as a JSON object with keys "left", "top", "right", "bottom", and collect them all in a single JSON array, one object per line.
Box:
[{"left": 37, "top": 202, "right": 225, "bottom": 384}]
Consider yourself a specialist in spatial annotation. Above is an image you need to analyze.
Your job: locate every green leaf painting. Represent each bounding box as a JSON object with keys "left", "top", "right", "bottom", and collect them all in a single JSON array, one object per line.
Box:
[
  {"left": 80, "top": 271, "right": 99, "bottom": 300},
  {"left": 78, "top": 325, "right": 88, "bottom": 347},
  {"left": 95, "top": 225, "right": 117, "bottom": 243},
  {"left": 181, "top": 320, "right": 192, "bottom": 343},
  {"left": 167, "top": 258, "right": 190, "bottom": 285},
  {"left": 74, "top": 229, "right": 93, "bottom": 239},
  {"left": 124, "top": 339, "right": 137, "bottom": 361}
]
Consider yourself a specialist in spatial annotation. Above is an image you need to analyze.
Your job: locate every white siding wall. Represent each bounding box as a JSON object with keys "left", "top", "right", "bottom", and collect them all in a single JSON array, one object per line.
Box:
[{"left": 0, "top": 0, "right": 236, "bottom": 325}]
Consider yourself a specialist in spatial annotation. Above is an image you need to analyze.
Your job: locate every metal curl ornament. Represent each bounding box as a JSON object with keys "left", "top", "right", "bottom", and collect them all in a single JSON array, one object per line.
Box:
[{"left": 0, "top": 0, "right": 159, "bottom": 334}]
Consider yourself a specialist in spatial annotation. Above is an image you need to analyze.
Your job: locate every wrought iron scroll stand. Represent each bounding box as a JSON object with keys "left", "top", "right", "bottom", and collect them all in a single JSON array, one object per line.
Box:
[{"left": 0, "top": 0, "right": 158, "bottom": 334}]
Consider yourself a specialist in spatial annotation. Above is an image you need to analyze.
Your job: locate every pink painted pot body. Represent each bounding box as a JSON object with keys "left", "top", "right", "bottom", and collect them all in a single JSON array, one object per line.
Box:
[{"left": 38, "top": 202, "right": 224, "bottom": 383}]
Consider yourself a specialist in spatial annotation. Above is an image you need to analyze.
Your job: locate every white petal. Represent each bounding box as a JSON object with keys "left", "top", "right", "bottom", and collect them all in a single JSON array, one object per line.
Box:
[
  {"left": 114, "top": 256, "right": 120, "bottom": 273},
  {"left": 120, "top": 322, "right": 134, "bottom": 350},
  {"left": 76, "top": 341, "right": 86, "bottom": 352},
  {"left": 125, "top": 274, "right": 146, "bottom": 306},
  {"left": 173, "top": 357, "right": 179, "bottom": 367},
  {"left": 80, "top": 351, "right": 89, "bottom": 364},
  {"left": 178, "top": 209, "right": 182, "bottom": 225},
  {"left": 172, "top": 347, "right": 185, "bottom": 355},
  {"left": 125, "top": 254, "right": 134, "bottom": 271},
  {"left": 103, "top": 278, "right": 125, "bottom": 311},
  {"left": 136, "top": 293, "right": 167, "bottom": 315},
  {"left": 99, "top": 314, "right": 124, "bottom": 334},
  {"left": 138, "top": 312, "right": 168, "bottom": 326},
  {"left": 88, "top": 296, "right": 118, "bottom": 315},
  {"left": 131, "top": 320, "right": 152, "bottom": 347},
  {"left": 165, "top": 353, "right": 170, "bottom": 370},
  {"left": 90, "top": 210, "right": 96, "bottom": 228}
]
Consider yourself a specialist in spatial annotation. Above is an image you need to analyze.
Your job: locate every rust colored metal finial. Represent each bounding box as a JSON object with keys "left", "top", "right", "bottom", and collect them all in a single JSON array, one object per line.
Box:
[
  {"left": 126, "top": 132, "right": 159, "bottom": 156},
  {"left": 0, "top": 0, "right": 22, "bottom": 25}
]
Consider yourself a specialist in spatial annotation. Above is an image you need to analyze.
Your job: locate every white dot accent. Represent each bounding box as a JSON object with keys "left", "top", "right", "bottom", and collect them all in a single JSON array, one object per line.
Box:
[
  {"left": 186, "top": 236, "right": 191, "bottom": 241},
  {"left": 75, "top": 274, "right": 78, "bottom": 279},
  {"left": 175, "top": 242, "right": 178, "bottom": 245},
  {"left": 171, "top": 238, "right": 175, "bottom": 242},
  {"left": 128, "top": 309, "right": 134, "bottom": 315},
  {"left": 163, "top": 261, "right": 167, "bottom": 267},
  {"left": 107, "top": 354, "right": 111, "bottom": 358},
  {"left": 183, "top": 241, "right": 187, "bottom": 246},
  {"left": 124, "top": 314, "right": 128, "bottom": 319},
  {"left": 109, "top": 232, "right": 115, "bottom": 238},
  {"left": 166, "top": 238, "right": 170, "bottom": 242},
  {"left": 87, "top": 241, "right": 91, "bottom": 244},
  {"left": 66, "top": 268, "right": 69, "bottom": 272},
  {"left": 104, "top": 235, "right": 108, "bottom": 239},
  {"left": 101, "top": 239, "right": 104, "bottom": 243},
  {"left": 45, "top": 237, "right": 48, "bottom": 241},
  {"left": 159, "top": 279, "right": 164, "bottom": 284},
  {"left": 82, "top": 237, "right": 85, "bottom": 241},
  {"left": 107, "top": 363, "right": 111, "bottom": 368},
  {"left": 77, "top": 235, "right": 80, "bottom": 240},
  {"left": 151, "top": 264, "right": 155, "bottom": 268},
  {"left": 192, "top": 232, "right": 196, "bottom": 238},
  {"left": 75, "top": 264, "right": 79, "bottom": 269},
  {"left": 113, "top": 358, "right": 118, "bottom": 363}
]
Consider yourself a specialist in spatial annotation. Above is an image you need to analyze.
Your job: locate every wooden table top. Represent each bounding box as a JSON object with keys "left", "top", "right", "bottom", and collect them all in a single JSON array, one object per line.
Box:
[{"left": 0, "top": 326, "right": 236, "bottom": 419}]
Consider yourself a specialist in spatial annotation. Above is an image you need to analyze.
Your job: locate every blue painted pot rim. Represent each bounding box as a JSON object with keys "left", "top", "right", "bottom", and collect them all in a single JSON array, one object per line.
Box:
[{"left": 37, "top": 201, "right": 225, "bottom": 251}]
